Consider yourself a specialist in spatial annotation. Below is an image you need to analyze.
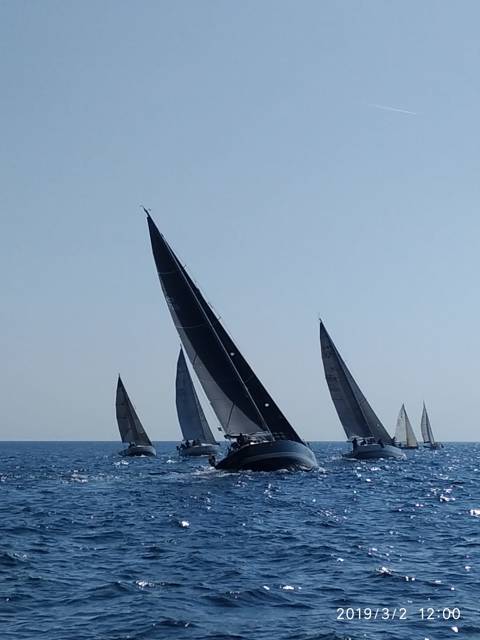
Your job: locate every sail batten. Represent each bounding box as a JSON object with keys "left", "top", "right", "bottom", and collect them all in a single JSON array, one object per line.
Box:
[
  {"left": 147, "top": 214, "right": 298, "bottom": 441},
  {"left": 176, "top": 349, "right": 218, "bottom": 444},
  {"left": 320, "top": 322, "right": 393, "bottom": 443},
  {"left": 115, "top": 377, "right": 153, "bottom": 446}
]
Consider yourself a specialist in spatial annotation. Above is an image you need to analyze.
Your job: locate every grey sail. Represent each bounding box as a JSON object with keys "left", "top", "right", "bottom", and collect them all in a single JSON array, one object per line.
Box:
[
  {"left": 421, "top": 403, "right": 435, "bottom": 445},
  {"left": 116, "top": 376, "right": 153, "bottom": 446},
  {"left": 395, "top": 404, "right": 418, "bottom": 447},
  {"left": 320, "top": 322, "right": 393, "bottom": 443},
  {"left": 176, "top": 349, "right": 217, "bottom": 444}
]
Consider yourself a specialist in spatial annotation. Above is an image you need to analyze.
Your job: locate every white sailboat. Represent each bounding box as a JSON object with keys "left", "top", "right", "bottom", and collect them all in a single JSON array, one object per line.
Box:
[
  {"left": 394, "top": 404, "right": 418, "bottom": 449},
  {"left": 420, "top": 403, "right": 442, "bottom": 449}
]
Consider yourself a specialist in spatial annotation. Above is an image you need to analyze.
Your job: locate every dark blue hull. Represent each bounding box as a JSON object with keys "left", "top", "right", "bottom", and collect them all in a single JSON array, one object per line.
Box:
[
  {"left": 215, "top": 440, "right": 318, "bottom": 472},
  {"left": 343, "top": 443, "right": 405, "bottom": 460},
  {"left": 119, "top": 444, "right": 156, "bottom": 457}
]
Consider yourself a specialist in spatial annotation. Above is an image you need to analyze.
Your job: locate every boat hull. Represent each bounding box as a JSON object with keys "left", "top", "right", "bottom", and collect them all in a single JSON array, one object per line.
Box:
[
  {"left": 343, "top": 443, "right": 405, "bottom": 460},
  {"left": 119, "top": 444, "right": 156, "bottom": 457},
  {"left": 423, "top": 443, "right": 443, "bottom": 449},
  {"left": 214, "top": 440, "right": 318, "bottom": 472},
  {"left": 178, "top": 443, "right": 219, "bottom": 457},
  {"left": 397, "top": 444, "right": 419, "bottom": 450}
]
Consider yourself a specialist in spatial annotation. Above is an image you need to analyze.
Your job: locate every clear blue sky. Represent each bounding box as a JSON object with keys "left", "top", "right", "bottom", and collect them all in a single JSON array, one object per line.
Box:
[{"left": 1, "top": 1, "right": 479, "bottom": 441}]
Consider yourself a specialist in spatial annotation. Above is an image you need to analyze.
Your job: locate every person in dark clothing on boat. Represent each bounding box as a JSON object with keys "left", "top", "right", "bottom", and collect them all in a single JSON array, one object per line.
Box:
[
  {"left": 352, "top": 437, "right": 358, "bottom": 450},
  {"left": 378, "top": 438, "right": 384, "bottom": 448},
  {"left": 361, "top": 439, "right": 367, "bottom": 446},
  {"left": 238, "top": 433, "right": 248, "bottom": 447}
]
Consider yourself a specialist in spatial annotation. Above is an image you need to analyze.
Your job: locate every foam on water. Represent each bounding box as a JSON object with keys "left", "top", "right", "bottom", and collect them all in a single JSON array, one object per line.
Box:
[{"left": 0, "top": 441, "right": 479, "bottom": 639}]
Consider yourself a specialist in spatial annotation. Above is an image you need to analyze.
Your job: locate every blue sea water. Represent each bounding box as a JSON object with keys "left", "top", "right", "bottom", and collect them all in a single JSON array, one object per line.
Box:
[{"left": 0, "top": 442, "right": 479, "bottom": 640}]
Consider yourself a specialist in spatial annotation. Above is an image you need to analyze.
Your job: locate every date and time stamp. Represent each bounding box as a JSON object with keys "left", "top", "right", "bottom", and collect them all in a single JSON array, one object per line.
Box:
[{"left": 337, "top": 606, "right": 462, "bottom": 622}]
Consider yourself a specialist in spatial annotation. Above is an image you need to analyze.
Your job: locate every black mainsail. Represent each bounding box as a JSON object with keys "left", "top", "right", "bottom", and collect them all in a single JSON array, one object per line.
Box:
[
  {"left": 146, "top": 212, "right": 305, "bottom": 447},
  {"left": 176, "top": 349, "right": 217, "bottom": 444},
  {"left": 319, "top": 322, "right": 393, "bottom": 443},
  {"left": 116, "top": 376, "right": 153, "bottom": 447}
]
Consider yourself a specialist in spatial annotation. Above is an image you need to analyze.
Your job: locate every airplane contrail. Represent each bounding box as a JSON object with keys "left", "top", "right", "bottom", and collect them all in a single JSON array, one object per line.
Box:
[{"left": 368, "top": 103, "right": 417, "bottom": 116}]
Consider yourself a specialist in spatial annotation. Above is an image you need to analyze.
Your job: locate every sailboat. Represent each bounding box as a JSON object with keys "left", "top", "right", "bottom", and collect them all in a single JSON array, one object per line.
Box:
[
  {"left": 420, "top": 402, "right": 443, "bottom": 449},
  {"left": 145, "top": 209, "right": 317, "bottom": 471},
  {"left": 176, "top": 349, "right": 219, "bottom": 457},
  {"left": 116, "top": 376, "right": 156, "bottom": 457},
  {"left": 319, "top": 322, "right": 404, "bottom": 460},
  {"left": 394, "top": 404, "right": 419, "bottom": 449}
]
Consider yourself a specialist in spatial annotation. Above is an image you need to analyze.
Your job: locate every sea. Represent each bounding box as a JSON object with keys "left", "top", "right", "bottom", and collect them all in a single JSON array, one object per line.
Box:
[{"left": 1, "top": 442, "right": 479, "bottom": 640}]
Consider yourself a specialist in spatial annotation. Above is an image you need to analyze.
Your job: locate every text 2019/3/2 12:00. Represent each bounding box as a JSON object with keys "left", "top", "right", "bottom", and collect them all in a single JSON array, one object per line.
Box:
[{"left": 336, "top": 607, "right": 461, "bottom": 621}]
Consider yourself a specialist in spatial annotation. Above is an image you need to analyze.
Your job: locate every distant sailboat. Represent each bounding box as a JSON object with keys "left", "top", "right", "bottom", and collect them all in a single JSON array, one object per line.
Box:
[
  {"left": 394, "top": 404, "right": 419, "bottom": 449},
  {"left": 145, "top": 210, "right": 317, "bottom": 471},
  {"left": 420, "top": 403, "right": 442, "bottom": 449},
  {"left": 319, "top": 322, "right": 404, "bottom": 460},
  {"left": 176, "top": 349, "right": 219, "bottom": 457},
  {"left": 116, "top": 376, "right": 156, "bottom": 457}
]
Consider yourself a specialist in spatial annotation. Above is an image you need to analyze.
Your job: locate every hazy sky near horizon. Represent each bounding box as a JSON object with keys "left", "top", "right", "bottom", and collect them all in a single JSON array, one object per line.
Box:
[{"left": 2, "top": 1, "right": 480, "bottom": 442}]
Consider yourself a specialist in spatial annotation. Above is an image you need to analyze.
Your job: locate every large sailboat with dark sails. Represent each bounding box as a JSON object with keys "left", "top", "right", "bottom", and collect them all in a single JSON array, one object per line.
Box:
[
  {"left": 116, "top": 376, "right": 156, "bottom": 457},
  {"left": 176, "top": 349, "right": 219, "bottom": 457},
  {"left": 145, "top": 209, "right": 317, "bottom": 471},
  {"left": 319, "top": 322, "right": 404, "bottom": 460},
  {"left": 420, "top": 402, "right": 442, "bottom": 449}
]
